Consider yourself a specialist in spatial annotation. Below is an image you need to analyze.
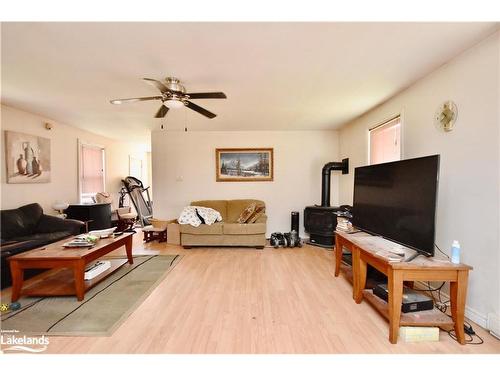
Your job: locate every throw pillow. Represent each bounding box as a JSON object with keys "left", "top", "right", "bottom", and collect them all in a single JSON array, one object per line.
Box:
[
  {"left": 248, "top": 205, "right": 265, "bottom": 223},
  {"left": 236, "top": 203, "right": 257, "bottom": 224},
  {"left": 249, "top": 211, "right": 264, "bottom": 223}
]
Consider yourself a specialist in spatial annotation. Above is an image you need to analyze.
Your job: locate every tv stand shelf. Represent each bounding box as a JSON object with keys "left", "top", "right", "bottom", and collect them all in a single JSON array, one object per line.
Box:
[
  {"left": 363, "top": 290, "right": 454, "bottom": 329},
  {"left": 334, "top": 230, "right": 472, "bottom": 344},
  {"left": 339, "top": 261, "right": 454, "bottom": 328}
]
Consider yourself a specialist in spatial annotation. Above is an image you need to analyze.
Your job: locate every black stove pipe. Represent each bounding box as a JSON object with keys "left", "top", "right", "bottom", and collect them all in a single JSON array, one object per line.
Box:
[{"left": 321, "top": 158, "right": 349, "bottom": 207}]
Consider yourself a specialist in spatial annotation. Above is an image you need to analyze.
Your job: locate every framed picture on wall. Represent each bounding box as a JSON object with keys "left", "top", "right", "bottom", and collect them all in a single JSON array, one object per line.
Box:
[
  {"left": 4, "top": 130, "right": 51, "bottom": 183},
  {"left": 215, "top": 148, "right": 274, "bottom": 182}
]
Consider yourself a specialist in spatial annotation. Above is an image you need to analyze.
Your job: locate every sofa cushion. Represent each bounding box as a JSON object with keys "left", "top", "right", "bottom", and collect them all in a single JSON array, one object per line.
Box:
[
  {"left": 180, "top": 223, "right": 223, "bottom": 235},
  {"left": 1, "top": 231, "right": 72, "bottom": 261},
  {"left": 191, "top": 200, "right": 228, "bottom": 221},
  {"left": 223, "top": 223, "right": 266, "bottom": 235},
  {"left": 0, "top": 239, "right": 44, "bottom": 258},
  {"left": 12, "top": 231, "right": 74, "bottom": 245},
  {"left": 236, "top": 203, "right": 257, "bottom": 224},
  {"left": 35, "top": 215, "right": 84, "bottom": 234},
  {"left": 227, "top": 199, "right": 265, "bottom": 223},
  {"left": 0, "top": 203, "right": 43, "bottom": 239}
]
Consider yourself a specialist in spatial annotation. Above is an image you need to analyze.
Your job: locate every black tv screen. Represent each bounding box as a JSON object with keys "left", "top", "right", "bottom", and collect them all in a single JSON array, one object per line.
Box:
[{"left": 352, "top": 155, "right": 440, "bottom": 256}]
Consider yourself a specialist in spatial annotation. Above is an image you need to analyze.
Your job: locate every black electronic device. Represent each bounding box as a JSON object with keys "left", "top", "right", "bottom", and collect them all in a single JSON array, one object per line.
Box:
[
  {"left": 373, "top": 284, "right": 434, "bottom": 313},
  {"left": 352, "top": 155, "right": 440, "bottom": 257},
  {"left": 291, "top": 211, "right": 299, "bottom": 233}
]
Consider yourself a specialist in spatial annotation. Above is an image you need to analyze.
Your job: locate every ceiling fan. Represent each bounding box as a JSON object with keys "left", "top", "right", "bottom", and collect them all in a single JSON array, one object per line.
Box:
[{"left": 110, "top": 77, "right": 227, "bottom": 119}]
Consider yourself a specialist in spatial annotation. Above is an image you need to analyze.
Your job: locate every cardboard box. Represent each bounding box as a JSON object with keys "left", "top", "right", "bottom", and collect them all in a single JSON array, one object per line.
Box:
[{"left": 167, "top": 220, "right": 181, "bottom": 245}]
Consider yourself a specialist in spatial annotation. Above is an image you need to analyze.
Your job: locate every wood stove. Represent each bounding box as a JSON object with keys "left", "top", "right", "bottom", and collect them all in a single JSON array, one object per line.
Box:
[{"left": 304, "top": 159, "right": 348, "bottom": 248}]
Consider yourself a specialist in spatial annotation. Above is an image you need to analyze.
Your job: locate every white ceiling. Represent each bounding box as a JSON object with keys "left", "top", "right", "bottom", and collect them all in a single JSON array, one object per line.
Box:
[{"left": 1, "top": 22, "right": 498, "bottom": 144}]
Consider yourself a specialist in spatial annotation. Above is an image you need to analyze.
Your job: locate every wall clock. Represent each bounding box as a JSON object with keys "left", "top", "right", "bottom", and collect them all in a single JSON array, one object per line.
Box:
[{"left": 435, "top": 100, "right": 458, "bottom": 132}]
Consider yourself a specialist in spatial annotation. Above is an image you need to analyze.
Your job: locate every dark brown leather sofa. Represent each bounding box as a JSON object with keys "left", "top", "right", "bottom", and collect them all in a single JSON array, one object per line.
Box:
[{"left": 1, "top": 203, "right": 84, "bottom": 288}]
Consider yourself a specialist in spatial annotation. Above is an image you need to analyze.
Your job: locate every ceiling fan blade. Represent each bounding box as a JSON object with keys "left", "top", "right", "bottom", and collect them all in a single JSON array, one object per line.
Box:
[
  {"left": 143, "top": 78, "right": 169, "bottom": 93},
  {"left": 154, "top": 105, "right": 169, "bottom": 118},
  {"left": 185, "top": 101, "right": 217, "bottom": 119},
  {"left": 186, "top": 92, "right": 227, "bottom": 99},
  {"left": 110, "top": 96, "right": 162, "bottom": 104}
]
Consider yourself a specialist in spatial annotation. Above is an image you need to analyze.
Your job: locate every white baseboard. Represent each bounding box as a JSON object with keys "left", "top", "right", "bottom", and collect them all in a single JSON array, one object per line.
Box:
[
  {"left": 413, "top": 281, "right": 488, "bottom": 328},
  {"left": 487, "top": 313, "right": 500, "bottom": 339}
]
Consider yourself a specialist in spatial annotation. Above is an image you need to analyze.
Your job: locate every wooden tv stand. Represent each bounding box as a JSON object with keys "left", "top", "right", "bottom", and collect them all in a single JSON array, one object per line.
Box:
[{"left": 334, "top": 230, "right": 473, "bottom": 344}]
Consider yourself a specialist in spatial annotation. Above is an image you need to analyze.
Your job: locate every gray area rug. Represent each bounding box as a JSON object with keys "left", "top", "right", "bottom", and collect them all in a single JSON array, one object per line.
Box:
[{"left": 1, "top": 255, "right": 181, "bottom": 336}]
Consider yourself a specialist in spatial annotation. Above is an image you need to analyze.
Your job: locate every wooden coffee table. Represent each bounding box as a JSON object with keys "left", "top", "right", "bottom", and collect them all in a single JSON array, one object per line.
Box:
[{"left": 8, "top": 232, "right": 133, "bottom": 302}]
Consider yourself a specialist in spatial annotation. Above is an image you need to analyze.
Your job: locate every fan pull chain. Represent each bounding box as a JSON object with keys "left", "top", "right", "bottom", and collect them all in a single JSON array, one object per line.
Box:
[{"left": 184, "top": 105, "right": 188, "bottom": 132}]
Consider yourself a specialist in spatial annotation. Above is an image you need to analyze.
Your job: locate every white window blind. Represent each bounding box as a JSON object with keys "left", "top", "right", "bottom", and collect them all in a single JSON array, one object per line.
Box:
[
  {"left": 81, "top": 144, "right": 105, "bottom": 195},
  {"left": 369, "top": 116, "right": 401, "bottom": 165}
]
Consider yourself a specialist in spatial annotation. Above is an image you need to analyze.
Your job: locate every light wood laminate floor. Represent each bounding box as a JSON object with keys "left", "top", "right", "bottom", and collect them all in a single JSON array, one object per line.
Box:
[{"left": 1, "top": 232, "right": 499, "bottom": 354}]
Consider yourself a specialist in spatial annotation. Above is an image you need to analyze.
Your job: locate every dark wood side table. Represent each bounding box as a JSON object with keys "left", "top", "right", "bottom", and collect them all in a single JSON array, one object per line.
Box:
[
  {"left": 335, "top": 230, "right": 473, "bottom": 345},
  {"left": 65, "top": 203, "right": 111, "bottom": 231}
]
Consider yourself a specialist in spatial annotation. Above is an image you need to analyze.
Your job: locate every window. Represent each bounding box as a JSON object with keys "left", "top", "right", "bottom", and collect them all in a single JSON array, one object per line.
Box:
[
  {"left": 369, "top": 116, "right": 401, "bottom": 165},
  {"left": 79, "top": 141, "right": 105, "bottom": 203},
  {"left": 129, "top": 156, "right": 143, "bottom": 181}
]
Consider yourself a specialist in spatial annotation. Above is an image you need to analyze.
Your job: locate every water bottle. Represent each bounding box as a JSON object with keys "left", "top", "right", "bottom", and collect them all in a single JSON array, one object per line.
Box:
[{"left": 451, "top": 240, "right": 461, "bottom": 264}]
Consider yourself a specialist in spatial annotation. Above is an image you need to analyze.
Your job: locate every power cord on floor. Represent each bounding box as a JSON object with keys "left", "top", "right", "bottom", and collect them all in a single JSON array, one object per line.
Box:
[
  {"left": 446, "top": 323, "right": 484, "bottom": 345},
  {"left": 433, "top": 289, "right": 484, "bottom": 345},
  {"left": 435, "top": 296, "right": 485, "bottom": 345}
]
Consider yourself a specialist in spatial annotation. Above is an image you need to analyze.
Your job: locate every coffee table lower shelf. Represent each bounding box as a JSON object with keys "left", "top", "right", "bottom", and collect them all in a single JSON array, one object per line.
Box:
[
  {"left": 20, "top": 258, "right": 129, "bottom": 297},
  {"left": 362, "top": 289, "right": 454, "bottom": 329}
]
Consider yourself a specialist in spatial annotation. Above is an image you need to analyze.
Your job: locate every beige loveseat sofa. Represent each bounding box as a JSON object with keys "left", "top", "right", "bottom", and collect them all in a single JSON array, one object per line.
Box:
[{"left": 180, "top": 199, "right": 267, "bottom": 248}]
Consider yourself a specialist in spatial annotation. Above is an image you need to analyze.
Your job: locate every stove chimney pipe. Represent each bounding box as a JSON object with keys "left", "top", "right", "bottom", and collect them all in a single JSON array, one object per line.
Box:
[{"left": 321, "top": 158, "right": 349, "bottom": 207}]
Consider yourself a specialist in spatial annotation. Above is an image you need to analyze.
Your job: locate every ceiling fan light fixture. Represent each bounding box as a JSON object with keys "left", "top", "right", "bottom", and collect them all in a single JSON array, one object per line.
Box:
[
  {"left": 165, "top": 99, "right": 184, "bottom": 109},
  {"left": 110, "top": 76, "right": 225, "bottom": 118}
]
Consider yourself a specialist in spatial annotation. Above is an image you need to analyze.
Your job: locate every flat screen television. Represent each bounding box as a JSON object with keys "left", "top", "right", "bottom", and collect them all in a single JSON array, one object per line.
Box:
[{"left": 352, "top": 155, "right": 440, "bottom": 257}]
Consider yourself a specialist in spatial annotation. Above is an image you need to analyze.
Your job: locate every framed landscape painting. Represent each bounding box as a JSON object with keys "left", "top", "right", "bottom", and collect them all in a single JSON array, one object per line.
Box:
[
  {"left": 216, "top": 148, "right": 274, "bottom": 182},
  {"left": 4, "top": 130, "right": 51, "bottom": 183}
]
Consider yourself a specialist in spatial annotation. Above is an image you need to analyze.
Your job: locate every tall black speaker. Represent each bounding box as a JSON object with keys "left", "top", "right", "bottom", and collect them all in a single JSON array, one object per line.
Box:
[{"left": 291, "top": 211, "right": 299, "bottom": 232}]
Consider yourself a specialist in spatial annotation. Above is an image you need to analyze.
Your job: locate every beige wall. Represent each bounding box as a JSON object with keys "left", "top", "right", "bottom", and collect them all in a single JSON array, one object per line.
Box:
[
  {"left": 152, "top": 130, "right": 340, "bottom": 236},
  {"left": 338, "top": 32, "right": 500, "bottom": 327},
  {"left": 1, "top": 104, "right": 149, "bottom": 213}
]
